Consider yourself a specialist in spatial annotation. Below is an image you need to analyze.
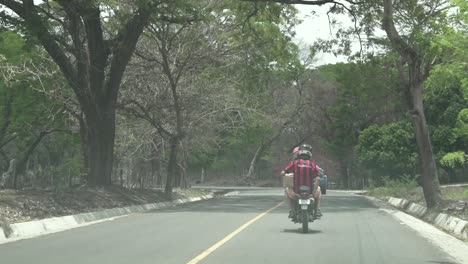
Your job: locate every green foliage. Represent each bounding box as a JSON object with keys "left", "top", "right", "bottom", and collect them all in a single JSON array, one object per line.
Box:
[
  {"left": 440, "top": 151, "right": 466, "bottom": 169},
  {"left": 454, "top": 109, "right": 468, "bottom": 140},
  {"left": 357, "top": 121, "right": 418, "bottom": 179},
  {"left": 219, "top": 1, "right": 302, "bottom": 101},
  {"left": 319, "top": 57, "right": 403, "bottom": 159},
  {"left": 0, "top": 31, "right": 80, "bottom": 184},
  {"left": 425, "top": 15, "right": 468, "bottom": 160},
  {"left": 424, "top": 71, "right": 466, "bottom": 157}
]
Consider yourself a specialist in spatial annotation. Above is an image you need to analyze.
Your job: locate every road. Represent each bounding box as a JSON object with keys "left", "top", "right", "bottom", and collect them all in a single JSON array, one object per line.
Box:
[{"left": 0, "top": 189, "right": 466, "bottom": 264}]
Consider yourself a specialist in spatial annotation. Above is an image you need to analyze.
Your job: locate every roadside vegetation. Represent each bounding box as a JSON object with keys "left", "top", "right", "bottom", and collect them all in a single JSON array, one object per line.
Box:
[{"left": 368, "top": 178, "right": 468, "bottom": 220}]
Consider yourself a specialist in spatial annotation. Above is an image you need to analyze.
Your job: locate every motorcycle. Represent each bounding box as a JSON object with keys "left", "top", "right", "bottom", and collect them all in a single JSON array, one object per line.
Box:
[{"left": 291, "top": 185, "right": 315, "bottom": 233}]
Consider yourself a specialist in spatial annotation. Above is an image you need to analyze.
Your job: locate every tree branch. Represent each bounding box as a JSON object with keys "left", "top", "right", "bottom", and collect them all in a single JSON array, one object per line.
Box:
[
  {"left": 119, "top": 100, "right": 173, "bottom": 137},
  {"left": 57, "top": 1, "right": 89, "bottom": 107},
  {"left": 242, "top": 0, "right": 336, "bottom": 5},
  {"left": 106, "top": 7, "right": 152, "bottom": 102},
  {"left": 382, "top": 0, "right": 418, "bottom": 62},
  {"left": 0, "top": 134, "right": 18, "bottom": 149}
]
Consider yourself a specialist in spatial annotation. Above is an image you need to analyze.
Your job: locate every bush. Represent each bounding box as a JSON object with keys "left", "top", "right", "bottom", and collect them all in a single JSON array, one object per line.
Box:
[{"left": 357, "top": 121, "right": 418, "bottom": 180}]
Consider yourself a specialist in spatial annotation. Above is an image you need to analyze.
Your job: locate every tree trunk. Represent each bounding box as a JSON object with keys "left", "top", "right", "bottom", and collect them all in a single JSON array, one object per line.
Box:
[
  {"left": 165, "top": 137, "right": 179, "bottom": 199},
  {"left": 245, "top": 143, "right": 267, "bottom": 180},
  {"left": 408, "top": 78, "right": 442, "bottom": 207},
  {"left": 340, "top": 162, "right": 349, "bottom": 189},
  {"left": 245, "top": 129, "right": 286, "bottom": 181},
  {"left": 78, "top": 114, "right": 89, "bottom": 183},
  {"left": 0, "top": 150, "right": 9, "bottom": 172},
  {"left": 0, "top": 95, "right": 13, "bottom": 145},
  {"left": 201, "top": 168, "right": 205, "bottom": 183},
  {"left": 14, "top": 130, "right": 53, "bottom": 189},
  {"left": 2, "top": 159, "right": 16, "bottom": 188},
  {"left": 84, "top": 105, "right": 116, "bottom": 186}
]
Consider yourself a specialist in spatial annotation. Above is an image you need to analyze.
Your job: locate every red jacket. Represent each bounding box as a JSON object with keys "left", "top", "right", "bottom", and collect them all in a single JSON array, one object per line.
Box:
[{"left": 284, "top": 159, "right": 319, "bottom": 193}]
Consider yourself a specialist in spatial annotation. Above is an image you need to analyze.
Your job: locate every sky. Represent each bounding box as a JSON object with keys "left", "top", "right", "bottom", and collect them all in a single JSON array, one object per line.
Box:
[{"left": 294, "top": 5, "right": 350, "bottom": 66}]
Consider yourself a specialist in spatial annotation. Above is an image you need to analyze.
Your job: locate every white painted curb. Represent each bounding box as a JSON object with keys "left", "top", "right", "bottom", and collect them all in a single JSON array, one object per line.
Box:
[
  {"left": 0, "top": 192, "right": 215, "bottom": 244},
  {"left": 384, "top": 196, "right": 468, "bottom": 241},
  {"left": 0, "top": 228, "right": 6, "bottom": 243}
]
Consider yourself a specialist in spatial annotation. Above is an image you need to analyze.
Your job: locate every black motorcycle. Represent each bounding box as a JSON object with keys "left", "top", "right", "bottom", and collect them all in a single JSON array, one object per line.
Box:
[{"left": 291, "top": 185, "right": 315, "bottom": 233}]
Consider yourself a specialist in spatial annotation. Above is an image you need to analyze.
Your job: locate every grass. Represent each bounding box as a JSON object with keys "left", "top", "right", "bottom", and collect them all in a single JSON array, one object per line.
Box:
[
  {"left": 367, "top": 176, "right": 422, "bottom": 201},
  {"left": 443, "top": 187, "right": 468, "bottom": 200}
]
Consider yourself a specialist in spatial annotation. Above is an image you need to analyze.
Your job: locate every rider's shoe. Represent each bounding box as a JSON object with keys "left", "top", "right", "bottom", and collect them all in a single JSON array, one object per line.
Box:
[{"left": 313, "top": 209, "right": 323, "bottom": 219}]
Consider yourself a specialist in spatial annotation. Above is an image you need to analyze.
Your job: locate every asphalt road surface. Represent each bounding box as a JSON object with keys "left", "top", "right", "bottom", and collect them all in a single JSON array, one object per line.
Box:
[{"left": 0, "top": 189, "right": 465, "bottom": 264}]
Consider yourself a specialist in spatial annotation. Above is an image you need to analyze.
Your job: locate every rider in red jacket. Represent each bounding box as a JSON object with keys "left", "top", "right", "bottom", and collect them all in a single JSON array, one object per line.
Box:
[{"left": 282, "top": 144, "right": 322, "bottom": 219}]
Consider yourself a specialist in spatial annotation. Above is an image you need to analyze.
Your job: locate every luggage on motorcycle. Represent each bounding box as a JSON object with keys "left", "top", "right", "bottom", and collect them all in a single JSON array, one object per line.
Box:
[
  {"left": 285, "top": 187, "right": 297, "bottom": 199},
  {"left": 320, "top": 175, "right": 328, "bottom": 195},
  {"left": 283, "top": 173, "right": 294, "bottom": 188}
]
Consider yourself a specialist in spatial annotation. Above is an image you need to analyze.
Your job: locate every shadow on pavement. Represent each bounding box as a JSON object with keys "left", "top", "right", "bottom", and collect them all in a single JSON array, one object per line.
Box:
[
  {"left": 145, "top": 195, "right": 283, "bottom": 214},
  {"left": 144, "top": 193, "right": 378, "bottom": 214},
  {"left": 321, "top": 196, "right": 376, "bottom": 213},
  {"left": 425, "top": 261, "right": 458, "bottom": 264},
  {"left": 282, "top": 228, "right": 322, "bottom": 235}
]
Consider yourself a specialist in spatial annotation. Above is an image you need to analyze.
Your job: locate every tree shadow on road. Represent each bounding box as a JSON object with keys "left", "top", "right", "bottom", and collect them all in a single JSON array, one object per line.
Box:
[
  {"left": 281, "top": 228, "right": 322, "bottom": 235},
  {"left": 321, "top": 196, "right": 376, "bottom": 213},
  {"left": 144, "top": 193, "right": 378, "bottom": 215},
  {"left": 425, "top": 261, "right": 458, "bottom": 264}
]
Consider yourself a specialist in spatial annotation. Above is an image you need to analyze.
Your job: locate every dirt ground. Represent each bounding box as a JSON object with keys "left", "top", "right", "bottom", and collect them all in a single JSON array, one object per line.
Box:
[{"left": 0, "top": 186, "right": 210, "bottom": 226}]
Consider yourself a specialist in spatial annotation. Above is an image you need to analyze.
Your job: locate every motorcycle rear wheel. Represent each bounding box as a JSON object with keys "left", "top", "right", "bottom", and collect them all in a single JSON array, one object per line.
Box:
[{"left": 301, "top": 210, "right": 309, "bottom": 233}]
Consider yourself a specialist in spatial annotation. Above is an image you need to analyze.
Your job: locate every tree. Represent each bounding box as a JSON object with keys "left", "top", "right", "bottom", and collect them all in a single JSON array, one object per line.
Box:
[
  {"left": 0, "top": 0, "right": 162, "bottom": 186},
  {"left": 378, "top": 0, "right": 449, "bottom": 207},
  {"left": 120, "top": 0, "right": 250, "bottom": 196},
  {"left": 217, "top": 2, "right": 309, "bottom": 181}
]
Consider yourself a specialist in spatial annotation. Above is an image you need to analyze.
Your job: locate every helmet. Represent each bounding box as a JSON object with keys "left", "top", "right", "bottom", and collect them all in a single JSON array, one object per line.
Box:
[
  {"left": 292, "top": 146, "right": 300, "bottom": 155},
  {"left": 298, "top": 149, "right": 312, "bottom": 160},
  {"left": 300, "top": 144, "right": 312, "bottom": 152}
]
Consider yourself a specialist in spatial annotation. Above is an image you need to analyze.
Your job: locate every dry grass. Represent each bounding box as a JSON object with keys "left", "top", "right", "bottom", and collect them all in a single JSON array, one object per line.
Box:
[{"left": 0, "top": 186, "right": 211, "bottom": 225}]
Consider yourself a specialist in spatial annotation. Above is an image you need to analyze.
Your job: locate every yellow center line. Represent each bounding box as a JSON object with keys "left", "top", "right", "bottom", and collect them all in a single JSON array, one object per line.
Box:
[{"left": 186, "top": 201, "right": 285, "bottom": 264}]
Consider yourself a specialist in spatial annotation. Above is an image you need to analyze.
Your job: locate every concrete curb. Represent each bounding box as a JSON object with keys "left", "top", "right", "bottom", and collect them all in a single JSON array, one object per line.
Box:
[
  {"left": 384, "top": 196, "right": 468, "bottom": 241},
  {"left": 0, "top": 192, "right": 215, "bottom": 244},
  {"left": 0, "top": 227, "right": 5, "bottom": 241}
]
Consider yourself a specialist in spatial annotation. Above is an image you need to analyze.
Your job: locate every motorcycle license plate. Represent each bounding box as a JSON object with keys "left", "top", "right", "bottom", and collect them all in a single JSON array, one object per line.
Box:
[{"left": 299, "top": 199, "right": 310, "bottom": 205}]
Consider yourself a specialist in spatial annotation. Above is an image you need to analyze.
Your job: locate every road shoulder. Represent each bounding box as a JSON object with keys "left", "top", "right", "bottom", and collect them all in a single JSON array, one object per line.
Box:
[{"left": 363, "top": 195, "right": 468, "bottom": 264}]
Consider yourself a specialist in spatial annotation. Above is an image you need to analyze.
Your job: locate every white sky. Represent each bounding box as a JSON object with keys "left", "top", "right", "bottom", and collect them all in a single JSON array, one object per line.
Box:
[{"left": 294, "top": 5, "right": 350, "bottom": 66}]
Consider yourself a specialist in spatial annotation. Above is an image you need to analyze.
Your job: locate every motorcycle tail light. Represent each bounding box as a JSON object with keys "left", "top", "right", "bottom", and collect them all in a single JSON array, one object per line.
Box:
[{"left": 300, "top": 193, "right": 311, "bottom": 199}]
